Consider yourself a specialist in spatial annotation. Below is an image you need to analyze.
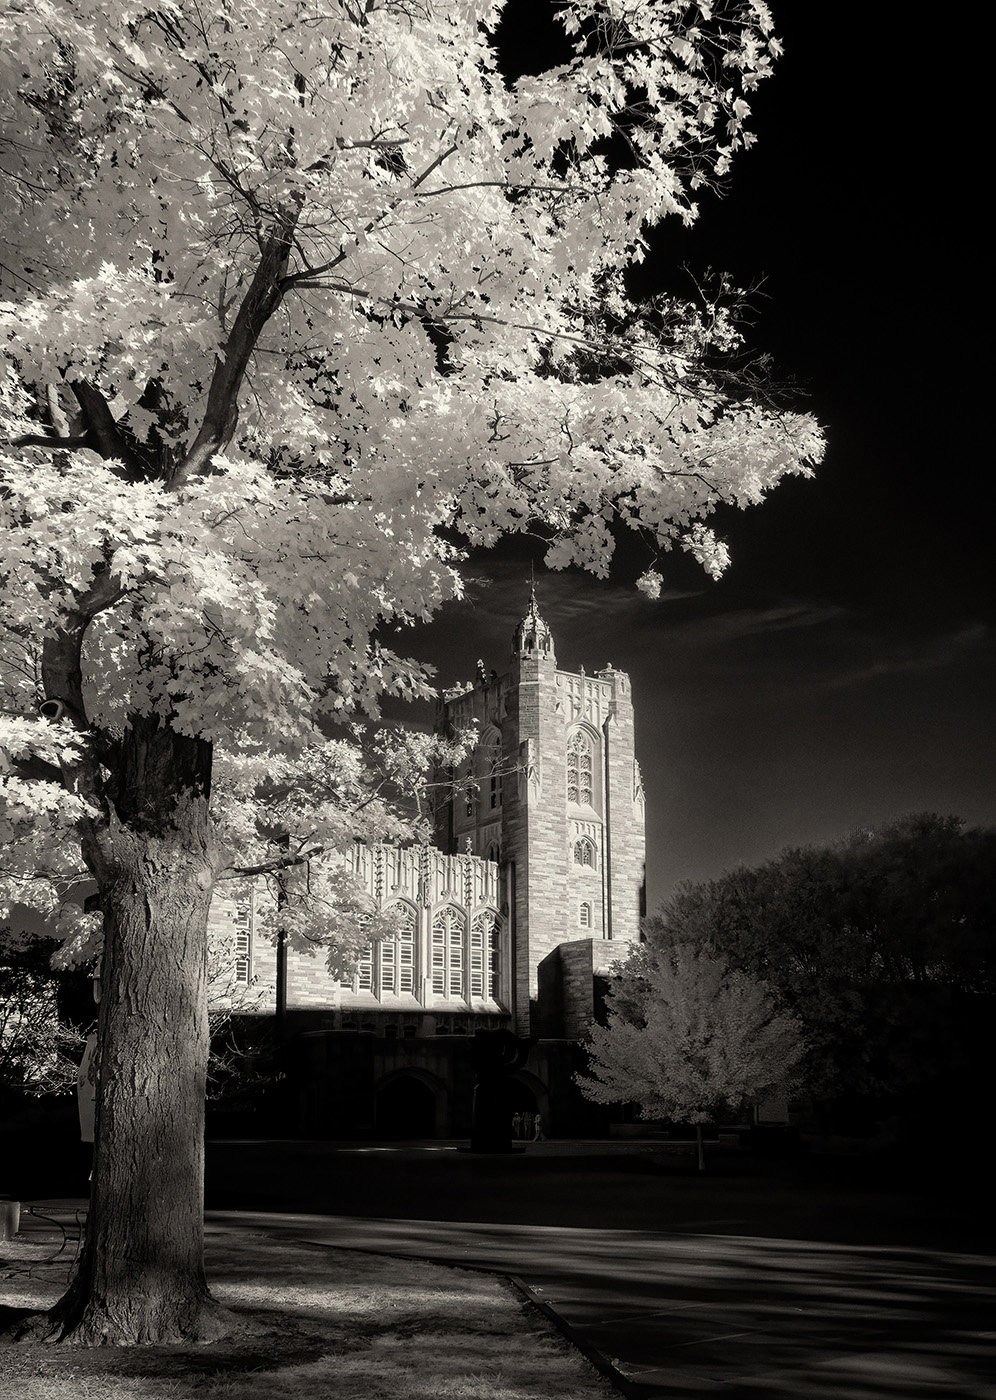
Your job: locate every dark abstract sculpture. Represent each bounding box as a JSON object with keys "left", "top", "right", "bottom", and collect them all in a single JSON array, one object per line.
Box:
[{"left": 466, "top": 1028, "right": 536, "bottom": 1153}]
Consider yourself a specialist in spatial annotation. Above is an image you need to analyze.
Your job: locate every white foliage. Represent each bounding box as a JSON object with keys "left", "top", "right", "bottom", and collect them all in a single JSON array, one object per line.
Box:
[
  {"left": 0, "top": 0, "right": 821, "bottom": 974},
  {"left": 578, "top": 942, "right": 806, "bottom": 1122}
]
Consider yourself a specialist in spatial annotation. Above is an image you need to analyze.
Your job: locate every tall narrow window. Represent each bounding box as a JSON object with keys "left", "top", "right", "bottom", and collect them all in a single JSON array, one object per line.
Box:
[
  {"left": 354, "top": 913, "right": 373, "bottom": 991},
  {"left": 579, "top": 902, "right": 592, "bottom": 928},
  {"left": 431, "top": 905, "right": 467, "bottom": 997},
  {"left": 233, "top": 899, "right": 252, "bottom": 984},
  {"left": 357, "top": 942, "right": 373, "bottom": 991},
  {"left": 471, "top": 909, "right": 501, "bottom": 999},
  {"left": 567, "top": 730, "right": 594, "bottom": 806},
  {"left": 456, "top": 758, "right": 474, "bottom": 819},
  {"left": 487, "top": 735, "right": 503, "bottom": 809},
  {"left": 398, "top": 905, "right": 415, "bottom": 993},
  {"left": 380, "top": 938, "right": 395, "bottom": 992},
  {"left": 449, "top": 915, "right": 464, "bottom": 995},
  {"left": 378, "top": 903, "right": 417, "bottom": 995}
]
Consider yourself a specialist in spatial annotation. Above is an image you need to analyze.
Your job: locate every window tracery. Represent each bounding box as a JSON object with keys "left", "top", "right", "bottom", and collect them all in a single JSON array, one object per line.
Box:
[{"left": 567, "top": 730, "right": 594, "bottom": 806}]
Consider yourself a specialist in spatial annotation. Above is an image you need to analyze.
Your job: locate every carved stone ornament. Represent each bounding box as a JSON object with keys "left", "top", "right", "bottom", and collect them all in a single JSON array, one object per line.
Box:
[
  {"left": 518, "top": 737, "right": 541, "bottom": 800},
  {"left": 633, "top": 759, "right": 645, "bottom": 805}
]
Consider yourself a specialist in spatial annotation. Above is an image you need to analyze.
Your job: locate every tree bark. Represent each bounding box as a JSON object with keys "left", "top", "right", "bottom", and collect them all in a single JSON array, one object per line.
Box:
[{"left": 32, "top": 718, "right": 228, "bottom": 1344}]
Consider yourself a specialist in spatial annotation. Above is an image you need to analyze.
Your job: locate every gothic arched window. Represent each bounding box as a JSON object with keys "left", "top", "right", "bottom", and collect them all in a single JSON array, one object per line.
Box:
[
  {"left": 574, "top": 838, "right": 596, "bottom": 867},
  {"left": 579, "top": 902, "right": 592, "bottom": 928},
  {"left": 567, "top": 730, "right": 594, "bottom": 807},
  {"left": 471, "top": 909, "right": 501, "bottom": 999},
  {"left": 381, "top": 901, "right": 417, "bottom": 995},
  {"left": 431, "top": 904, "right": 467, "bottom": 997}
]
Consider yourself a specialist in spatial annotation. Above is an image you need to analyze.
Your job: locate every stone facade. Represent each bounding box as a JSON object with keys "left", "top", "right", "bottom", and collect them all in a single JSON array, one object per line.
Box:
[
  {"left": 214, "top": 590, "right": 646, "bottom": 1138},
  {"left": 209, "top": 844, "right": 508, "bottom": 1037},
  {"left": 433, "top": 587, "right": 646, "bottom": 1035}
]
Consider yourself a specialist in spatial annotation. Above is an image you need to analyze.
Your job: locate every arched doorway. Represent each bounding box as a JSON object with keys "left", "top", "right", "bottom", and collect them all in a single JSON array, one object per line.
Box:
[{"left": 375, "top": 1075, "right": 437, "bottom": 1139}]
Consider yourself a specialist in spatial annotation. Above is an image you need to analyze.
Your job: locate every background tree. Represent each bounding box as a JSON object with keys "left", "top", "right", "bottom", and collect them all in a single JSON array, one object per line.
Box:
[
  {"left": 0, "top": 0, "right": 821, "bottom": 1345},
  {"left": 577, "top": 942, "right": 805, "bottom": 1171},
  {"left": 646, "top": 814, "right": 995, "bottom": 1130},
  {"left": 0, "top": 930, "right": 85, "bottom": 1101}
]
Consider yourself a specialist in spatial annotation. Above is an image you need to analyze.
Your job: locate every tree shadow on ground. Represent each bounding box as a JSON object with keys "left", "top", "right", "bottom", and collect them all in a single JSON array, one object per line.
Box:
[{"left": 0, "top": 1228, "right": 615, "bottom": 1400}]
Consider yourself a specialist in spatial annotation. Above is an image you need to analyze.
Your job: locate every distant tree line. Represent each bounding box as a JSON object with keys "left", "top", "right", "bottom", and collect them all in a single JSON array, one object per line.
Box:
[{"left": 589, "top": 813, "right": 994, "bottom": 1139}]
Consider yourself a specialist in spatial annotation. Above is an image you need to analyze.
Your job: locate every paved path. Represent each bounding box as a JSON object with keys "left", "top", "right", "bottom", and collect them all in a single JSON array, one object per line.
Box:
[{"left": 203, "top": 1208, "right": 996, "bottom": 1399}]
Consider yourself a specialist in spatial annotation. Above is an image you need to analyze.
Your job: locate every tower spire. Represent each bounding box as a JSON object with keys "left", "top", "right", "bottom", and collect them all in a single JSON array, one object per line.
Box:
[{"left": 513, "top": 576, "right": 555, "bottom": 661}]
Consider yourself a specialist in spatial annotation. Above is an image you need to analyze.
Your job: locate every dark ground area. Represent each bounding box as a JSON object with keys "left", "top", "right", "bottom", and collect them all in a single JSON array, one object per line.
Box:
[
  {"left": 4, "top": 1120, "right": 990, "bottom": 1254},
  {"left": 200, "top": 1137, "right": 991, "bottom": 1255}
]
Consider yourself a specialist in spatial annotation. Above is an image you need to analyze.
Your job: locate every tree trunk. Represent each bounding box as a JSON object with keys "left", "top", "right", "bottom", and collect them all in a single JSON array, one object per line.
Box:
[
  {"left": 695, "top": 1122, "right": 706, "bottom": 1174},
  {"left": 42, "top": 718, "right": 228, "bottom": 1344}
]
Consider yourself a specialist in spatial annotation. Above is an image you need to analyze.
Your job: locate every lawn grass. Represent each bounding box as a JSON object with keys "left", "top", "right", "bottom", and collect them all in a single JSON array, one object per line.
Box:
[{"left": 1, "top": 1220, "right": 618, "bottom": 1399}]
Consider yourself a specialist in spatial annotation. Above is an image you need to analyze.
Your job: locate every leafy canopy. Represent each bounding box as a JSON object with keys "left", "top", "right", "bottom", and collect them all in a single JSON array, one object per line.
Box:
[{"left": 1, "top": 0, "right": 821, "bottom": 954}]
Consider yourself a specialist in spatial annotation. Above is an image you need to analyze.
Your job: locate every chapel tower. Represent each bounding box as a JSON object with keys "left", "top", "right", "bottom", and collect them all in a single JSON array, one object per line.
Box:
[{"left": 434, "top": 588, "right": 646, "bottom": 1034}]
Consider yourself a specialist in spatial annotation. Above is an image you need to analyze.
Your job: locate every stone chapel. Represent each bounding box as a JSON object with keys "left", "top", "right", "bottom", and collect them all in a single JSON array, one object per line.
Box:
[{"left": 214, "top": 588, "right": 646, "bottom": 1138}]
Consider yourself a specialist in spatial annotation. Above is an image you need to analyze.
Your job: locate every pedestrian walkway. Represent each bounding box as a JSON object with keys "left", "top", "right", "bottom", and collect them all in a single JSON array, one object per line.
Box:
[{"left": 203, "top": 1210, "right": 996, "bottom": 1399}]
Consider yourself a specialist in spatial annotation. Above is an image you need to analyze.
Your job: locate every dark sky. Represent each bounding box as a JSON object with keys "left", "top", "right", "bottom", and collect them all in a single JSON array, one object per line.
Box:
[{"left": 384, "top": 5, "right": 994, "bottom": 911}]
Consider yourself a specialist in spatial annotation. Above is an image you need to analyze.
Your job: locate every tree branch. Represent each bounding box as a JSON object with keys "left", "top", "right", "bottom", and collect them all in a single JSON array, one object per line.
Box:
[
  {"left": 12, "top": 431, "right": 91, "bottom": 451},
  {"left": 0, "top": 748, "right": 64, "bottom": 784},
  {"left": 40, "top": 565, "right": 125, "bottom": 768},
  {"left": 169, "top": 209, "right": 301, "bottom": 491},
  {"left": 12, "top": 380, "right": 154, "bottom": 480},
  {"left": 281, "top": 142, "right": 459, "bottom": 290},
  {"left": 218, "top": 845, "right": 328, "bottom": 880}
]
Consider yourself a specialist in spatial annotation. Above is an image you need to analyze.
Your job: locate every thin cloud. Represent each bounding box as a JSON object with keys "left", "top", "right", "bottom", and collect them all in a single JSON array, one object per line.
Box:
[{"left": 815, "top": 624, "right": 991, "bottom": 693}]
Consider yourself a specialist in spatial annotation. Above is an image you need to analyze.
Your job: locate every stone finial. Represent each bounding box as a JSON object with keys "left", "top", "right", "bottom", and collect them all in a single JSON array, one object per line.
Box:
[{"left": 512, "top": 582, "right": 555, "bottom": 661}]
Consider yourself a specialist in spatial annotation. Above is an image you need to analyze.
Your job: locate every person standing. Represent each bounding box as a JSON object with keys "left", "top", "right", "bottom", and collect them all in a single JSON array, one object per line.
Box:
[
  {"left": 511, "top": 1111, "right": 522, "bottom": 1140},
  {"left": 532, "top": 1112, "right": 545, "bottom": 1141}
]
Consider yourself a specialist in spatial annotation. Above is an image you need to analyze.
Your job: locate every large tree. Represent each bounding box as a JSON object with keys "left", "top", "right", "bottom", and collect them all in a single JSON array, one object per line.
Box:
[{"left": 0, "top": 0, "right": 820, "bottom": 1344}]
